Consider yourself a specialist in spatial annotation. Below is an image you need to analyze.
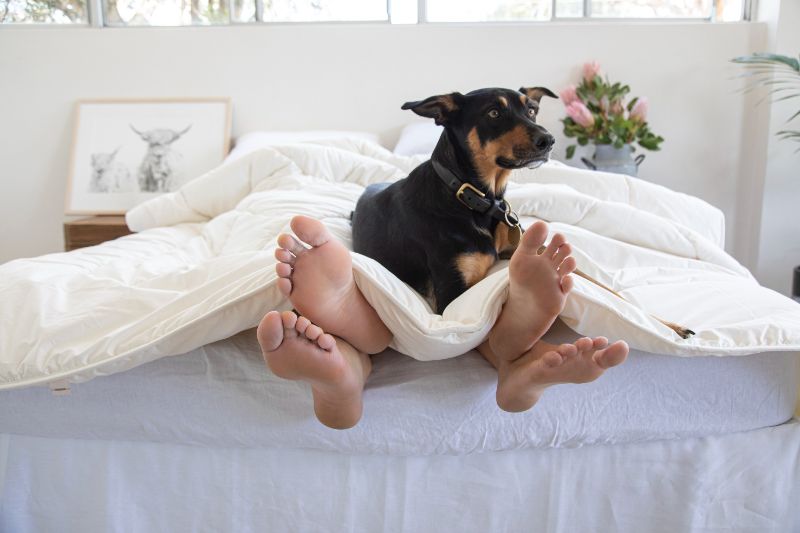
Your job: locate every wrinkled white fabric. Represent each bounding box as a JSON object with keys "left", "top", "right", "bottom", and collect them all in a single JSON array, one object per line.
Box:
[
  {"left": 1, "top": 139, "right": 799, "bottom": 390},
  {"left": 1, "top": 325, "right": 796, "bottom": 453},
  {"left": 2, "top": 422, "right": 800, "bottom": 532}
]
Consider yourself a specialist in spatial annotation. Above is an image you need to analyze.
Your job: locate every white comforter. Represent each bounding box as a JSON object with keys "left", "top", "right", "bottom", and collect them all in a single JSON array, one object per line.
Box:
[{"left": 2, "top": 139, "right": 799, "bottom": 390}]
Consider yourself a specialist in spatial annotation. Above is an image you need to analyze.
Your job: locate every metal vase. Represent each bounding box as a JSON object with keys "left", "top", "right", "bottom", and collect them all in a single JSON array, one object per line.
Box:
[{"left": 581, "top": 144, "right": 645, "bottom": 177}]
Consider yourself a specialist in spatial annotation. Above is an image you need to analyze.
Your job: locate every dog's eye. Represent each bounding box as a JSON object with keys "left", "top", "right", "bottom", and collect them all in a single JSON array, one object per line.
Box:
[
  {"left": 488, "top": 109, "right": 500, "bottom": 119},
  {"left": 527, "top": 108, "right": 536, "bottom": 117}
]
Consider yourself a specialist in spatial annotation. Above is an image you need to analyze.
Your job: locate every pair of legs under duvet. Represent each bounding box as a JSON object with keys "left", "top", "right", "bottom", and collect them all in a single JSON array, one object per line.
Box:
[{"left": 257, "top": 216, "right": 629, "bottom": 429}]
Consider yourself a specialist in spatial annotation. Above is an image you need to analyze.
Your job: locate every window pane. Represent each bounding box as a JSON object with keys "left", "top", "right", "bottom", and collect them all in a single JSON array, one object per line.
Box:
[
  {"left": 716, "top": 0, "right": 743, "bottom": 21},
  {"left": 427, "top": 0, "right": 551, "bottom": 21},
  {"left": 1, "top": 0, "right": 87, "bottom": 23},
  {"left": 555, "top": 0, "right": 583, "bottom": 17},
  {"left": 232, "top": 0, "right": 255, "bottom": 22},
  {"left": 104, "top": 0, "right": 242, "bottom": 25},
  {"left": 590, "top": 0, "right": 713, "bottom": 18},
  {"left": 262, "top": 0, "right": 388, "bottom": 22}
]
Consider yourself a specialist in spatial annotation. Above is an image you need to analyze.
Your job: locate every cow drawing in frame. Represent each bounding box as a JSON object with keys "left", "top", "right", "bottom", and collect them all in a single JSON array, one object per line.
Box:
[
  {"left": 88, "top": 147, "right": 137, "bottom": 193},
  {"left": 130, "top": 124, "right": 192, "bottom": 193}
]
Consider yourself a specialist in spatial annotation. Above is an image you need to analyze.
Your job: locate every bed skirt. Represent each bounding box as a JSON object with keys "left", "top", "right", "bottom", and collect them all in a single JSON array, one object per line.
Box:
[{"left": 2, "top": 421, "right": 799, "bottom": 533}]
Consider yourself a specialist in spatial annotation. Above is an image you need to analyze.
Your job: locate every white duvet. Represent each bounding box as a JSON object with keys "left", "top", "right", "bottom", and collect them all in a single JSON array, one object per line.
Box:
[{"left": 2, "top": 139, "right": 799, "bottom": 390}]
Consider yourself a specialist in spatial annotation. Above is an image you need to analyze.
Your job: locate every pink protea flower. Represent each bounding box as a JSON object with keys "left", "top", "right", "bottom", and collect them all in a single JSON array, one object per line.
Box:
[
  {"left": 610, "top": 100, "right": 624, "bottom": 116},
  {"left": 560, "top": 85, "right": 579, "bottom": 106},
  {"left": 566, "top": 101, "right": 595, "bottom": 128},
  {"left": 630, "top": 97, "right": 649, "bottom": 121},
  {"left": 583, "top": 61, "right": 601, "bottom": 82}
]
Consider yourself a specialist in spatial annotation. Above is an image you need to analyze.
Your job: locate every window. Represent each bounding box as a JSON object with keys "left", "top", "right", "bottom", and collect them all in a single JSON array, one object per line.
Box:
[
  {"left": 0, "top": 0, "right": 746, "bottom": 25},
  {"left": 261, "top": 0, "right": 387, "bottom": 22},
  {"left": 426, "top": 0, "right": 551, "bottom": 22},
  {"left": 104, "top": 0, "right": 255, "bottom": 25},
  {"left": 1, "top": 0, "right": 87, "bottom": 23},
  {"left": 427, "top": 0, "right": 745, "bottom": 21},
  {"left": 101, "top": 0, "right": 388, "bottom": 25}
]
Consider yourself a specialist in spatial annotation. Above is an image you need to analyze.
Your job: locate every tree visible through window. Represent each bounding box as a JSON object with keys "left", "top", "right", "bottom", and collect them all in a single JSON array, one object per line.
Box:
[
  {"left": 428, "top": 0, "right": 742, "bottom": 20},
  {"left": 104, "top": 0, "right": 255, "bottom": 25},
  {"left": 262, "top": 0, "right": 388, "bottom": 21},
  {"left": 0, "top": 0, "right": 744, "bottom": 25},
  {"left": 0, "top": 0, "right": 87, "bottom": 23}
]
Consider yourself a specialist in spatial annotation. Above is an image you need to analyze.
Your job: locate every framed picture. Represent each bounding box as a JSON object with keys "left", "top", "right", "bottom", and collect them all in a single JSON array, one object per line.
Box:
[{"left": 65, "top": 98, "right": 232, "bottom": 215}]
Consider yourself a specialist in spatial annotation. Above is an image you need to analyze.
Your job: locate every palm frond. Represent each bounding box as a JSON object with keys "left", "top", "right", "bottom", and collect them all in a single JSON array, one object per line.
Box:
[
  {"left": 732, "top": 53, "right": 800, "bottom": 72},
  {"left": 733, "top": 52, "right": 800, "bottom": 149}
]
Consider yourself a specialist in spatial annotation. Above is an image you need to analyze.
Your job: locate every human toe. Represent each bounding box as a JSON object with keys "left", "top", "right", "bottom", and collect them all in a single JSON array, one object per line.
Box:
[
  {"left": 295, "top": 315, "right": 311, "bottom": 334},
  {"left": 304, "top": 323, "right": 323, "bottom": 341},
  {"left": 275, "top": 248, "right": 296, "bottom": 265},
  {"left": 290, "top": 215, "right": 332, "bottom": 248},
  {"left": 277, "top": 278, "right": 292, "bottom": 296},
  {"left": 543, "top": 233, "right": 567, "bottom": 258},
  {"left": 552, "top": 243, "right": 572, "bottom": 266},
  {"left": 519, "top": 221, "right": 548, "bottom": 253},
  {"left": 257, "top": 311, "right": 284, "bottom": 352},
  {"left": 280, "top": 310, "right": 298, "bottom": 329},
  {"left": 277, "top": 233, "right": 307, "bottom": 256},
  {"left": 594, "top": 341, "right": 628, "bottom": 369},
  {"left": 317, "top": 333, "right": 336, "bottom": 351},
  {"left": 276, "top": 262, "right": 292, "bottom": 278}
]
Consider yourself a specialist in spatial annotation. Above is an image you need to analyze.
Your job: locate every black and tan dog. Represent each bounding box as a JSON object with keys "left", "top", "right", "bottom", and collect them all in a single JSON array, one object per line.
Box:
[
  {"left": 352, "top": 86, "right": 694, "bottom": 338},
  {"left": 352, "top": 86, "right": 555, "bottom": 313}
]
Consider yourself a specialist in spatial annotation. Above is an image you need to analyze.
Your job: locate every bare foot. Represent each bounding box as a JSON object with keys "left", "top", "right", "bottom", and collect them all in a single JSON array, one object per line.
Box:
[
  {"left": 495, "top": 336, "right": 629, "bottom": 412},
  {"left": 488, "top": 221, "right": 577, "bottom": 361},
  {"left": 257, "top": 310, "right": 371, "bottom": 429},
  {"left": 275, "top": 215, "right": 392, "bottom": 354}
]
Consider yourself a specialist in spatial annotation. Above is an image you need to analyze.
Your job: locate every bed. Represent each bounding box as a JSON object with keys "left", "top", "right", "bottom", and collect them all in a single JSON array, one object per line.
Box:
[
  {"left": 2, "top": 322, "right": 799, "bottom": 531},
  {"left": 1, "top": 129, "right": 799, "bottom": 531}
]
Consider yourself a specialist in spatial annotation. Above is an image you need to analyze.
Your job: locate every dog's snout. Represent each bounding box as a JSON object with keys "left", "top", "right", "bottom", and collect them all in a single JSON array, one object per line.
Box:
[{"left": 535, "top": 134, "right": 555, "bottom": 151}]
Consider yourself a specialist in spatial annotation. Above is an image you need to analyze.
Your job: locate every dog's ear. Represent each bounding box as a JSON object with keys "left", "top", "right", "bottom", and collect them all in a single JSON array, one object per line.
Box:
[
  {"left": 401, "top": 93, "right": 464, "bottom": 126},
  {"left": 519, "top": 87, "right": 558, "bottom": 103}
]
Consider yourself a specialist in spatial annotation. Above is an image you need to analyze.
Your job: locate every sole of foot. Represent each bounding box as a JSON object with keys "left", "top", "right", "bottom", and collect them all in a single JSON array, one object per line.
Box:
[
  {"left": 257, "top": 310, "right": 369, "bottom": 429},
  {"left": 274, "top": 215, "right": 392, "bottom": 355},
  {"left": 489, "top": 221, "right": 577, "bottom": 361}
]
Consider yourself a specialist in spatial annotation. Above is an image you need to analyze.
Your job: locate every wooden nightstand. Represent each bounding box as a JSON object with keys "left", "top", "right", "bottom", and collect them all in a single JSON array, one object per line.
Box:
[{"left": 63, "top": 216, "right": 132, "bottom": 251}]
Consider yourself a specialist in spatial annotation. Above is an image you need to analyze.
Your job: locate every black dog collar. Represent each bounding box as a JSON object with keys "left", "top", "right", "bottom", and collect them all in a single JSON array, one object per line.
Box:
[{"left": 431, "top": 159, "right": 520, "bottom": 228}]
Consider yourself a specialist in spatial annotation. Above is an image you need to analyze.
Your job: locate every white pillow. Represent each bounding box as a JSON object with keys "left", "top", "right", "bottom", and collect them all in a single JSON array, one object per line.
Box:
[
  {"left": 393, "top": 122, "right": 443, "bottom": 157},
  {"left": 225, "top": 130, "right": 381, "bottom": 162}
]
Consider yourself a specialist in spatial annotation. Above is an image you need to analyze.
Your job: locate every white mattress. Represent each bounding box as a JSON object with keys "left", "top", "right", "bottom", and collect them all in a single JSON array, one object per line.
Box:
[
  {"left": 1, "top": 320, "right": 796, "bottom": 454},
  {"left": 2, "top": 423, "right": 800, "bottom": 533}
]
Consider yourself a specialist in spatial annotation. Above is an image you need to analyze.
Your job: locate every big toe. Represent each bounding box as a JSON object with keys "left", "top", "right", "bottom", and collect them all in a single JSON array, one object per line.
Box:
[
  {"left": 518, "top": 221, "right": 548, "bottom": 254},
  {"left": 257, "top": 311, "right": 284, "bottom": 352},
  {"left": 290, "top": 215, "right": 332, "bottom": 247},
  {"left": 593, "top": 341, "right": 629, "bottom": 369}
]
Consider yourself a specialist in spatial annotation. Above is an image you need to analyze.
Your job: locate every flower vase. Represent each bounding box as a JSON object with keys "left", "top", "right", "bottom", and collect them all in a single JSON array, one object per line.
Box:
[{"left": 581, "top": 144, "right": 645, "bottom": 177}]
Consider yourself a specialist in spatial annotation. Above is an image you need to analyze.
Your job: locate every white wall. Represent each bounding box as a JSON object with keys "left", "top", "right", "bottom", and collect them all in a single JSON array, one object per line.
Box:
[
  {"left": 0, "top": 22, "right": 768, "bottom": 267},
  {"left": 755, "top": 0, "right": 800, "bottom": 295}
]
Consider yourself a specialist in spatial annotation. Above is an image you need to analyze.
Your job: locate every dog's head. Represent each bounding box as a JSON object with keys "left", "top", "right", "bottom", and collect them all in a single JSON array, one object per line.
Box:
[{"left": 402, "top": 87, "right": 557, "bottom": 195}]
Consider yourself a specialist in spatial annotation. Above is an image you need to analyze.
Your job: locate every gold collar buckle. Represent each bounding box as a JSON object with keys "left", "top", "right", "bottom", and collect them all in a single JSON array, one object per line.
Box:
[{"left": 456, "top": 182, "right": 485, "bottom": 209}]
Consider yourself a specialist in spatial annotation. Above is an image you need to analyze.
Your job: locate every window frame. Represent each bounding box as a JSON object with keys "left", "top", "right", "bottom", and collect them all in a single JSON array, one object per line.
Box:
[
  {"left": 0, "top": 0, "right": 752, "bottom": 27},
  {"left": 419, "top": 0, "right": 749, "bottom": 23}
]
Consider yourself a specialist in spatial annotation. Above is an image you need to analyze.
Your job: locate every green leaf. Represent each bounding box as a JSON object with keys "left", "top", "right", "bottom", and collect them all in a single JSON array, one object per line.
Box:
[
  {"left": 732, "top": 53, "right": 800, "bottom": 72},
  {"left": 627, "top": 97, "right": 639, "bottom": 112},
  {"left": 578, "top": 137, "right": 589, "bottom": 146},
  {"left": 613, "top": 139, "right": 625, "bottom": 149},
  {"left": 566, "top": 145, "right": 576, "bottom": 159}
]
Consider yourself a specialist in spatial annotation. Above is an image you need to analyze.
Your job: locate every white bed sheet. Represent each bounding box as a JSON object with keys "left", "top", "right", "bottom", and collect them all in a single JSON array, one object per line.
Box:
[
  {"left": 1, "top": 320, "right": 796, "bottom": 455},
  {"left": 2, "top": 422, "right": 799, "bottom": 533}
]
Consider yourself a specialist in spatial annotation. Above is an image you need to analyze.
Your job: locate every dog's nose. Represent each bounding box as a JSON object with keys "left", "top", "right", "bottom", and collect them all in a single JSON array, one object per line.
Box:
[{"left": 535, "top": 134, "right": 555, "bottom": 151}]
